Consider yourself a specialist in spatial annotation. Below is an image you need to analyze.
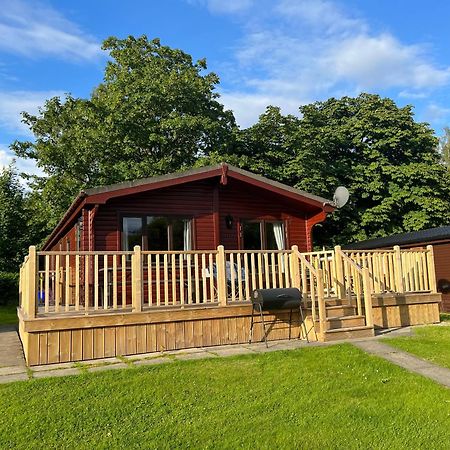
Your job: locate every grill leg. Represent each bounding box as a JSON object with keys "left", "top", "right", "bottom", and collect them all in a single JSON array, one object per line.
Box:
[
  {"left": 299, "top": 304, "right": 310, "bottom": 343},
  {"left": 249, "top": 305, "right": 255, "bottom": 344},
  {"left": 258, "top": 304, "right": 268, "bottom": 348},
  {"left": 289, "top": 308, "right": 292, "bottom": 340}
]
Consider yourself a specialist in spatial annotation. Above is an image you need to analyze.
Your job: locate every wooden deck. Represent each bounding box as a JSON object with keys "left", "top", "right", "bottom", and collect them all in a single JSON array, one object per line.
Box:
[{"left": 18, "top": 245, "right": 441, "bottom": 365}]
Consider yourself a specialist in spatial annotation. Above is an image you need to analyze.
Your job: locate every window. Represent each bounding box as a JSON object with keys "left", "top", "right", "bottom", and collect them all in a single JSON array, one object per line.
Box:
[
  {"left": 122, "top": 217, "right": 143, "bottom": 250},
  {"left": 122, "top": 216, "right": 192, "bottom": 251},
  {"left": 241, "top": 220, "right": 285, "bottom": 250}
]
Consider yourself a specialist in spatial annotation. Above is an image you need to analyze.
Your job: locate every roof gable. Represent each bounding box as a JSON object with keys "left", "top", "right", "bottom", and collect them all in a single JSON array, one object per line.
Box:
[{"left": 83, "top": 163, "right": 332, "bottom": 208}]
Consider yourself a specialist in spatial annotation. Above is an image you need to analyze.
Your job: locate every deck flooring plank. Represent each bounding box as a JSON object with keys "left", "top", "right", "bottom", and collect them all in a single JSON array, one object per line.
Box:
[
  {"left": 93, "top": 328, "right": 105, "bottom": 359},
  {"left": 59, "top": 330, "right": 71, "bottom": 362},
  {"left": 71, "top": 329, "right": 83, "bottom": 361},
  {"left": 38, "top": 332, "right": 48, "bottom": 365},
  {"left": 116, "top": 326, "right": 126, "bottom": 356},
  {"left": 136, "top": 325, "right": 146, "bottom": 354},
  {"left": 104, "top": 327, "right": 116, "bottom": 358},
  {"left": 156, "top": 323, "right": 166, "bottom": 352},
  {"left": 126, "top": 325, "right": 137, "bottom": 355},
  {"left": 47, "top": 331, "right": 60, "bottom": 364},
  {"left": 146, "top": 324, "right": 157, "bottom": 352},
  {"left": 175, "top": 321, "right": 184, "bottom": 349}
]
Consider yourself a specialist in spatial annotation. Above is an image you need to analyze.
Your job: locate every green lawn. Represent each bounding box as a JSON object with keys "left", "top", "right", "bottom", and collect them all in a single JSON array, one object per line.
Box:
[
  {"left": 0, "top": 302, "right": 18, "bottom": 326},
  {"left": 384, "top": 325, "right": 450, "bottom": 370},
  {"left": 1, "top": 344, "right": 449, "bottom": 449}
]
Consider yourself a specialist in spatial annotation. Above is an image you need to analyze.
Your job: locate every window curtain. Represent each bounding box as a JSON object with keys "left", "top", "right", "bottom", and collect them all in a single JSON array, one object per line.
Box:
[
  {"left": 183, "top": 220, "right": 192, "bottom": 251},
  {"left": 273, "top": 222, "right": 285, "bottom": 250}
]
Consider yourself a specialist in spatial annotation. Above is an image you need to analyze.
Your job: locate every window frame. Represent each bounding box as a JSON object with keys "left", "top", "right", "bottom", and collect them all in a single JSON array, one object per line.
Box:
[
  {"left": 239, "top": 219, "right": 286, "bottom": 250},
  {"left": 120, "top": 214, "right": 194, "bottom": 251}
]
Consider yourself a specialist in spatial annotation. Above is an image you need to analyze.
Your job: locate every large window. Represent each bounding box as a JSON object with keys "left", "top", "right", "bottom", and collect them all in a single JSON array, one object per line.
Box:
[
  {"left": 122, "top": 216, "right": 192, "bottom": 251},
  {"left": 241, "top": 220, "right": 285, "bottom": 250}
]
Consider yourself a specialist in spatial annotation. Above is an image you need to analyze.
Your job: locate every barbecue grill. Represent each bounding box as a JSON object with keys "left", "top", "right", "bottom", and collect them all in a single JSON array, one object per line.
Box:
[{"left": 249, "top": 288, "right": 311, "bottom": 347}]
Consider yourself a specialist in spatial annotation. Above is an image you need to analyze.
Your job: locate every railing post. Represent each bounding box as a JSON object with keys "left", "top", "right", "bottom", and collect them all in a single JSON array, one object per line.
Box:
[
  {"left": 131, "top": 245, "right": 143, "bottom": 312},
  {"left": 334, "top": 246, "right": 345, "bottom": 299},
  {"left": 362, "top": 267, "right": 373, "bottom": 327},
  {"left": 26, "top": 246, "right": 37, "bottom": 319},
  {"left": 393, "top": 245, "right": 405, "bottom": 293},
  {"left": 216, "top": 245, "right": 227, "bottom": 306},
  {"left": 426, "top": 245, "right": 437, "bottom": 293},
  {"left": 290, "top": 245, "right": 301, "bottom": 290},
  {"left": 317, "top": 269, "right": 326, "bottom": 336}
]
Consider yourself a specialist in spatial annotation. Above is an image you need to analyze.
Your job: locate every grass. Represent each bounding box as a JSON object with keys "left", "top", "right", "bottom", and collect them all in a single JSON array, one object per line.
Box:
[
  {"left": 1, "top": 344, "right": 450, "bottom": 449},
  {"left": 384, "top": 325, "right": 450, "bottom": 370},
  {"left": 440, "top": 313, "right": 450, "bottom": 322},
  {"left": 0, "top": 301, "right": 18, "bottom": 326}
]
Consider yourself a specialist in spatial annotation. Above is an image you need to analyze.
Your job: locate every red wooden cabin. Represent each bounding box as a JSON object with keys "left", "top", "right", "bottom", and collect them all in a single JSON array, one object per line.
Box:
[{"left": 43, "top": 163, "right": 335, "bottom": 253}]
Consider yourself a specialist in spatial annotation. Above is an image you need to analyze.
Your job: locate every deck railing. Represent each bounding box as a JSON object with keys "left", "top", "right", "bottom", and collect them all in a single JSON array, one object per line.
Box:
[
  {"left": 18, "top": 244, "right": 437, "bottom": 321},
  {"left": 342, "top": 245, "right": 436, "bottom": 294}
]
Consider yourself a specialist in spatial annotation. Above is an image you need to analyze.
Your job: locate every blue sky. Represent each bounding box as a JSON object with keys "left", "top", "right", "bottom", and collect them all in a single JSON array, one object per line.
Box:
[{"left": 1, "top": 0, "right": 450, "bottom": 174}]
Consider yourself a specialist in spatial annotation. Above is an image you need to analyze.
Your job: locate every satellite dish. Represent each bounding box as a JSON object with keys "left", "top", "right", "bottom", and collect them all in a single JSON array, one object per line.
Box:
[{"left": 333, "top": 186, "right": 349, "bottom": 209}]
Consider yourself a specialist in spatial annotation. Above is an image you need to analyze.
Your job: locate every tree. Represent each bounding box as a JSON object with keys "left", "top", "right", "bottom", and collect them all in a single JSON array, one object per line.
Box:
[
  {"left": 438, "top": 126, "right": 450, "bottom": 168},
  {"left": 216, "top": 94, "right": 450, "bottom": 247},
  {"left": 12, "top": 35, "right": 236, "bottom": 230},
  {"left": 0, "top": 165, "right": 30, "bottom": 271}
]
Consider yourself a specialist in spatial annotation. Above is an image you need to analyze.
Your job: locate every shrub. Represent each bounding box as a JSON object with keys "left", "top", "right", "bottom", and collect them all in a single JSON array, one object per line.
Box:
[{"left": 0, "top": 272, "right": 19, "bottom": 306}]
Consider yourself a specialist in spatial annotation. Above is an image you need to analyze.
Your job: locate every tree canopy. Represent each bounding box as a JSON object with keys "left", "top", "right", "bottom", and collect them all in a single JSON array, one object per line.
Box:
[
  {"left": 214, "top": 94, "right": 450, "bottom": 246},
  {"left": 12, "top": 35, "right": 236, "bottom": 230},
  {"left": 10, "top": 36, "right": 450, "bottom": 256}
]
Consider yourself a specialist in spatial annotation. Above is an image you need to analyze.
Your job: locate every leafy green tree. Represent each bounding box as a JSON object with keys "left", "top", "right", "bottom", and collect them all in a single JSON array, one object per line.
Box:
[
  {"left": 12, "top": 35, "right": 236, "bottom": 230},
  {"left": 439, "top": 126, "right": 450, "bottom": 168},
  {"left": 215, "top": 94, "right": 450, "bottom": 246},
  {"left": 0, "top": 165, "right": 30, "bottom": 271}
]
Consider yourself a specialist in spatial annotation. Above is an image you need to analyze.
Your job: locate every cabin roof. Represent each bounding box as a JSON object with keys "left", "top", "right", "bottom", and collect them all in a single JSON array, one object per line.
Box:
[
  {"left": 84, "top": 163, "right": 332, "bottom": 205},
  {"left": 344, "top": 226, "right": 450, "bottom": 250},
  {"left": 43, "top": 163, "right": 335, "bottom": 250}
]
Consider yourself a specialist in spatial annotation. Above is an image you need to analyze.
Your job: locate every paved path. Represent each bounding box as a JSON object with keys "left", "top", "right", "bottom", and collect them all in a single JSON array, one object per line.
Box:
[
  {"left": 0, "top": 325, "right": 28, "bottom": 383},
  {"left": 353, "top": 340, "right": 450, "bottom": 388},
  {"left": 0, "top": 337, "right": 321, "bottom": 384}
]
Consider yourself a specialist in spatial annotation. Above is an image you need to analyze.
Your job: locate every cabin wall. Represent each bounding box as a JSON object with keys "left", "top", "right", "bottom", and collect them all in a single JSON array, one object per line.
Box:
[
  {"left": 218, "top": 179, "right": 308, "bottom": 251},
  {"left": 431, "top": 242, "right": 450, "bottom": 312},
  {"left": 92, "top": 178, "right": 312, "bottom": 252},
  {"left": 48, "top": 218, "right": 79, "bottom": 251},
  {"left": 94, "top": 179, "right": 216, "bottom": 251}
]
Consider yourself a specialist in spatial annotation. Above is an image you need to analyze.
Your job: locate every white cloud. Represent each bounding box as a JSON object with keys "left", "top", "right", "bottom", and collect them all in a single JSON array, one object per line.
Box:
[
  {"left": 220, "top": 90, "right": 303, "bottom": 128},
  {"left": 192, "top": 0, "right": 450, "bottom": 127},
  {"left": 0, "top": 0, "right": 102, "bottom": 61},
  {"left": 327, "top": 34, "right": 450, "bottom": 90},
  {"left": 422, "top": 103, "right": 450, "bottom": 125},
  {"left": 0, "top": 90, "right": 64, "bottom": 136},
  {"left": 189, "top": 0, "right": 254, "bottom": 15}
]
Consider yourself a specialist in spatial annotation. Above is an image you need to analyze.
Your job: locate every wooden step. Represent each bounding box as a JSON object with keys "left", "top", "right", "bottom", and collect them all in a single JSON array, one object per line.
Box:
[
  {"left": 325, "top": 305, "right": 356, "bottom": 317},
  {"left": 323, "top": 315, "right": 366, "bottom": 330},
  {"left": 324, "top": 298, "right": 345, "bottom": 307},
  {"left": 320, "top": 325, "right": 375, "bottom": 342}
]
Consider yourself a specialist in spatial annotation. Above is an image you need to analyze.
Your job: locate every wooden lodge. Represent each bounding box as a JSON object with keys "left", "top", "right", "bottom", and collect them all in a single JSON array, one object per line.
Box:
[{"left": 17, "top": 164, "right": 441, "bottom": 366}]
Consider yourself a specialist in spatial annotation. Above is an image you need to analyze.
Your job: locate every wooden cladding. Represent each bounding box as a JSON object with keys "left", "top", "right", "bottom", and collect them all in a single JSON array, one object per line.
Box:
[{"left": 21, "top": 307, "right": 310, "bottom": 366}]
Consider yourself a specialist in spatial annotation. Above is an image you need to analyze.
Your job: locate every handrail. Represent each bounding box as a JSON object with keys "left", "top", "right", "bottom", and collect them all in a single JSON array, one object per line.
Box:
[
  {"left": 293, "top": 248, "right": 318, "bottom": 276},
  {"left": 293, "top": 247, "right": 325, "bottom": 335},
  {"left": 336, "top": 246, "right": 373, "bottom": 327}
]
